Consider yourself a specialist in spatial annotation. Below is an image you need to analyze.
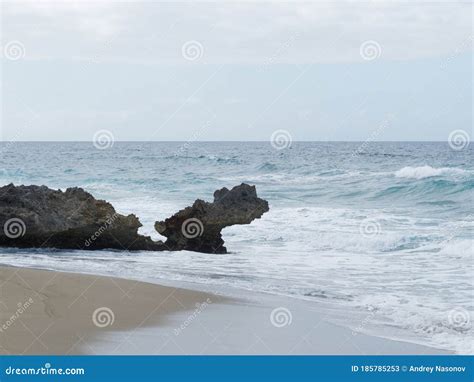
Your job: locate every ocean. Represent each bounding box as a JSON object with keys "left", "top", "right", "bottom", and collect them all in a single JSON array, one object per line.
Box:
[{"left": 0, "top": 141, "right": 472, "bottom": 353}]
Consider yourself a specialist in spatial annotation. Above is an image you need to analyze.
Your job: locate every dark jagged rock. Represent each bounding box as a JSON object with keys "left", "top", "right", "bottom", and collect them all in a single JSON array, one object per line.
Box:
[
  {"left": 155, "top": 183, "right": 269, "bottom": 253},
  {"left": 0, "top": 184, "right": 163, "bottom": 251},
  {"left": 0, "top": 183, "right": 269, "bottom": 254}
]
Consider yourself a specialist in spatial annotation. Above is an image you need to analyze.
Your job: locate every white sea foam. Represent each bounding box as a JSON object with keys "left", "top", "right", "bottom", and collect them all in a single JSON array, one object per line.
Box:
[{"left": 395, "top": 166, "right": 468, "bottom": 180}]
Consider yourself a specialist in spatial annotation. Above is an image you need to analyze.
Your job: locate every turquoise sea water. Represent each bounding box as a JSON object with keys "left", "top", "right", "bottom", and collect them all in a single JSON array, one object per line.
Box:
[{"left": 0, "top": 142, "right": 472, "bottom": 353}]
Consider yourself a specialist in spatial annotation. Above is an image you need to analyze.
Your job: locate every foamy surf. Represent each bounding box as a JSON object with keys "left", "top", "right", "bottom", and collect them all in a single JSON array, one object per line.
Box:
[{"left": 394, "top": 165, "right": 469, "bottom": 180}]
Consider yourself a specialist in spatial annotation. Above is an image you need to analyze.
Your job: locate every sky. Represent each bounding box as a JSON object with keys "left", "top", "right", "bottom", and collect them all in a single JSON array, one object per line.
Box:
[{"left": 0, "top": 0, "right": 472, "bottom": 141}]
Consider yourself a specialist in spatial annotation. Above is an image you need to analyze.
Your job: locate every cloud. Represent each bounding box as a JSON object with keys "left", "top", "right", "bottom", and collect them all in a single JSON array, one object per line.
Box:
[{"left": 2, "top": 0, "right": 472, "bottom": 64}]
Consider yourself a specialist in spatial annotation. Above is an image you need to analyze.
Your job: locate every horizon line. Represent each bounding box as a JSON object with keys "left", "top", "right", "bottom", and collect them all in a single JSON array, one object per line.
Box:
[{"left": 0, "top": 140, "right": 457, "bottom": 143}]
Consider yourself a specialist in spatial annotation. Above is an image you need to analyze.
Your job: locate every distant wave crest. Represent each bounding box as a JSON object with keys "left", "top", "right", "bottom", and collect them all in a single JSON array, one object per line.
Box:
[{"left": 395, "top": 166, "right": 468, "bottom": 180}]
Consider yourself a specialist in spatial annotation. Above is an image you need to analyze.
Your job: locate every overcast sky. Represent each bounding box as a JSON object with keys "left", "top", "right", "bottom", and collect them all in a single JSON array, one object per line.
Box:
[{"left": 1, "top": 0, "right": 472, "bottom": 141}]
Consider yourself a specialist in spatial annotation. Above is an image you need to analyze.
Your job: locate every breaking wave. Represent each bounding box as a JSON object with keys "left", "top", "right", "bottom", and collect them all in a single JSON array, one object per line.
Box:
[{"left": 395, "top": 166, "right": 469, "bottom": 180}]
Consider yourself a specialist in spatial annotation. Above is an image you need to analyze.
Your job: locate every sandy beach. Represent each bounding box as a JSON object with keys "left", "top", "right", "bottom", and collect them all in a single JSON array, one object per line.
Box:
[
  {"left": 0, "top": 265, "right": 217, "bottom": 355},
  {"left": 0, "top": 265, "right": 448, "bottom": 355}
]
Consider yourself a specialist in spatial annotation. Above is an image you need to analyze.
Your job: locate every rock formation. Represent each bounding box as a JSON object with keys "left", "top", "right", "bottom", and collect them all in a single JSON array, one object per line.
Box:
[
  {"left": 0, "top": 183, "right": 268, "bottom": 253},
  {"left": 0, "top": 184, "right": 163, "bottom": 251},
  {"left": 155, "top": 183, "right": 269, "bottom": 253}
]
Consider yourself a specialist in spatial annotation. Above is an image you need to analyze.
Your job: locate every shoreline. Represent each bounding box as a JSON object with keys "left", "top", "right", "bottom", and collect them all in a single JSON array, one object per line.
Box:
[{"left": 0, "top": 265, "right": 448, "bottom": 355}]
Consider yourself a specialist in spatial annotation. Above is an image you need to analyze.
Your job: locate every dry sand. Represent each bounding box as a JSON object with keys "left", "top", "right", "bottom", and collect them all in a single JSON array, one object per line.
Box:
[{"left": 0, "top": 266, "right": 216, "bottom": 354}]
